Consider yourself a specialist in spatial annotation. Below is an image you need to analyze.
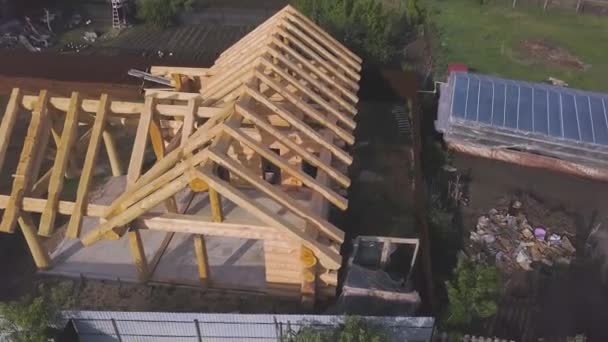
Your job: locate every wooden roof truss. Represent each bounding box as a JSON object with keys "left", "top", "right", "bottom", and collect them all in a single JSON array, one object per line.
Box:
[{"left": 0, "top": 5, "right": 361, "bottom": 301}]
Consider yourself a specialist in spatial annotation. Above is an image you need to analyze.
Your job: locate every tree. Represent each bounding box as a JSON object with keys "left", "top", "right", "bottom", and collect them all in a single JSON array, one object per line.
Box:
[
  {"left": 291, "top": 0, "right": 410, "bottom": 65},
  {"left": 0, "top": 284, "right": 73, "bottom": 342},
  {"left": 136, "top": 0, "right": 195, "bottom": 28},
  {"left": 444, "top": 254, "right": 500, "bottom": 330}
]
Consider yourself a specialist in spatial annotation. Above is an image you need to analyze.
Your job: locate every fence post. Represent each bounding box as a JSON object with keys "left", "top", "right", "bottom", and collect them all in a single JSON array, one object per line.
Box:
[
  {"left": 111, "top": 318, "right": 122, "bottom": 342},
  {"left": 194, "top": 319, "right": 203, "bottom": 342}
]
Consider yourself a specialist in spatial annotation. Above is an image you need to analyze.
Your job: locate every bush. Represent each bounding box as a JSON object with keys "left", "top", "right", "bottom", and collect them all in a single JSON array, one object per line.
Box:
[
  {"left": 282, "top": 316, "right": 386, "bottom": 342},
  {"left": 136, "top": 0, "right": 195, "bottom": 28},
  {"left": 0, "top": 284, "right": 73, "bottom": 342},
  {"left": 291, "top": 0, "right": 411, "bottom": 65},
  {"left": 444, "top": 254, "right": 500, "bottom": 330}
]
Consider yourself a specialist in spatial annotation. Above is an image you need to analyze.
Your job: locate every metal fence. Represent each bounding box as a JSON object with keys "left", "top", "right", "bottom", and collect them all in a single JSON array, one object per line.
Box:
[{"left": 65, "top": 311, "right": 435, "bottom": 342}]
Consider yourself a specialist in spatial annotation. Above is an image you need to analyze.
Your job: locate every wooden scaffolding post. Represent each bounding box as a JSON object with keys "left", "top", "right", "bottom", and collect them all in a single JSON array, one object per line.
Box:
[
  {"left": 103, "top": 129, "right": 123, "bottom": 177},
  {"left": 39, "top": 92, "right": 81, "bottom": 237},
  {"left": 19, "top": 214, "right": 51, "bottom": 269},
  {"left": 66, "top": 94, "right": 110, "bottom": 239},
  {"left": 128, "top": 227, "right": 149, "bottom": 281}
]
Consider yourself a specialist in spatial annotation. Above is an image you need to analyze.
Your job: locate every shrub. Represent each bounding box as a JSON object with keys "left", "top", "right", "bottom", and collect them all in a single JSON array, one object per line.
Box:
[
  {"left": 291, "top": 0, "right": 410, "bottom": 65},
  {"left": 444, "top": 254, "right": 500, "bottom": 330},
  {"left": 136, "top": 0, "right": 195, "bottom": 28},
  {"left": 282, "top": 316, "right": 386, "bottom": 342},
  {"left": 0, "top": 284, "right": 73, "bottom": 342}
]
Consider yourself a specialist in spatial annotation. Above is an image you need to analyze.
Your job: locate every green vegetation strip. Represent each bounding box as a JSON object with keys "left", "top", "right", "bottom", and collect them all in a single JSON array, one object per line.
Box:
[{"left": 426, "top": 0, "right": 608, "bottom": 91}]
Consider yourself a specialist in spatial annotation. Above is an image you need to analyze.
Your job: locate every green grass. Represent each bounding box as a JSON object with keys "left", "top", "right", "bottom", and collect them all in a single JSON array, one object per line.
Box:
[{"left": 426, "top": 0, "right": 608, "bottom": 92}]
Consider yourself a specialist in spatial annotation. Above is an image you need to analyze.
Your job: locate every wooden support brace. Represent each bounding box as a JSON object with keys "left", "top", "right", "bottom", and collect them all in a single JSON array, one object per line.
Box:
[
  {"left": 19, "top": 214, "right": 51, "bottom": 269},
  {"left": 127, "top": 96, "right": 155, "bottom": 185},
  {"left": 39, "top": 92, "right": 81, "bottom": 237},
  {"left": 221, "top": 123, "right": 347, "bottom": 210},
  {"left": 207, "top": 147, "right": 344, "bottom": 243},
  {"left": 102, "top": 129, "right": 123, "bottom": 176},
  {"left": 194, "top": 235, "right": 210, "bottom": 285},
  {"left": 193, "top": 169, "right": 341, "bottom": 269},
  {"left": 0, "top": 88, "right": 23, "bottom": 173},
  {"left": 66, "top": 94, "right": 110, "bottom": 239},
  {"left": 235, "top": 102, "right": 351, "bottom": 188},
  {"left": 128, "top": 228, "right": 149, "bottom": 282}
]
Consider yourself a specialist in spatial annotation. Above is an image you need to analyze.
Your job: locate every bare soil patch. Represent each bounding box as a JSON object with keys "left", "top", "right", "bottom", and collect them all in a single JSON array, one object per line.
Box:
[{"left": 518, "top": 39, "right": 588, "bottom": 71}]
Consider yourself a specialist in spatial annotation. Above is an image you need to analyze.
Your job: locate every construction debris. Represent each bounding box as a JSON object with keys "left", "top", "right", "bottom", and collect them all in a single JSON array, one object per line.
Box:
[{"left": 469, "top": 198, "right": 577, "bottom": 274}]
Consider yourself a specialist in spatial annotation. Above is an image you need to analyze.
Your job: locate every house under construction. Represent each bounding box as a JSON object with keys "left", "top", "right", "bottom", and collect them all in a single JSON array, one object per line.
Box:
[{"left": 0, "top": 5, "right": 362, "bottom": 303}]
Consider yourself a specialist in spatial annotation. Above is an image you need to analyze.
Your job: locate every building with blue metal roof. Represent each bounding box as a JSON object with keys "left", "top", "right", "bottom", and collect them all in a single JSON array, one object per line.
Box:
[{"left": 436, "top": 72, "right": 608, "bottom": 180}]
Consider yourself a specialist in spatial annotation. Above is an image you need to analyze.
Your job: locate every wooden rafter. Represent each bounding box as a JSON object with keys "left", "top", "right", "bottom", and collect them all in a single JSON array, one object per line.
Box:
[{"left": 0, "top": 5, "right": 362, "bottom": 301}]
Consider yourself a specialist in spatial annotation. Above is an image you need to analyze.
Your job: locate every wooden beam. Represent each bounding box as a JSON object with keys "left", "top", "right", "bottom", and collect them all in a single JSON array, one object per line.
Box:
[
  {"left": 81, "top": 174, "right": 191, "bottom": 246},
  {"left": 0, "top": 90, "right": 51, "bottom": 234},
  {"left": 21, "top": 96, "right": 230, "bottom": 118},
  {"left": 128, "top": 228, "right": 149, "bottom": 282},
  {"left": 150, "top": 66, "right": 212, "bottom": 78},
  {"left": 0, "top": 195, "right": 106, "bottom": 216},
  {"left": 209, "top": 187, "right": 223, "bottom": 223},
  {"left": 194, "top": 235, "right": 210, "bottom": 284},
  {"left": 102, "top": 129, "right": 123, "bottom": 176},
  {"left": 66, "top": 94, "right": 110, "bottom": 239},
  {"left": 266, "top": 45, "right": 358, "bottom": 114},
  {"left": 39, "top": 92, "right": 81, "bottom": 237},
  {"left": 134, "top": 213, "right": 286, "bottom": 240},
  {"left": 236, "top": 102, "right": 351, "bottom": 188},
  {"left": 126, "top": 96, "right": 155, "bottom": 186},
  {"left": 194, "top": 169, "right": 341, "bottom": 269},
  {"left": 245, "top": 83, "right": 354, "bottom": 161},
  {"left": 300, "top": 245, "right": 318, "bottom": 307},
  {"left": 269, "top": 37, "right": 359, "bottom": 104},
  {"left": 222, "top": 124, "right": 347, "bottom": 210},
  {"left": 0, "top": 88, "right": 23, "bottom": 173},
  {"left": 207, "top": 148, "right": 344, "bottom": 243},
  {"left": 19, "top": 214, "right": 51, "bottom": 269}
]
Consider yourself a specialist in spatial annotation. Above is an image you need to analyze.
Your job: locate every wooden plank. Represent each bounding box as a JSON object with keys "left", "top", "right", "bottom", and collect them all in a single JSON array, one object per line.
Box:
[
  {"left": 81, "top": 174, "right": 191, "bottom": 246},
  {"left": 194, "top": 169, "right": 341, "bottom": 269},
  {"left": 235, "top": 102, "right": 351, "bottom": 188},
  {"left": 0, "top": 90, "right": 51, "bottom": 234},
  {"left": 245, "top": 83, "right": 354, "bottom": 160},
  {"left": 39, "top": 92, "right": 81, "bottom": 236},
  {"left": 207, "top": 148, "right": 344, "bottom": 243},
  {"left": 284, "top": 11, "right": 361, "bottom": 71},
  {"left": 66, "top": 94, "right": 110, "bottom": 239},
  {"left": 18, "top": 214, "right": 51, "bottom": 269},
  {"left": 274, "top": 28, "right": 358, "bottom": 91},
  {"left": 284, "top": 5, "right": 362, "bottom": 64},
  {"left": 102, "top": 129, "right": 123, "bottom": 176},
  {"left": 222, "top": 124, "right": 347, "bottom": 210},
  {"left": 266, "top": 45, "right": 358, "bottom": 114},
  {"left": 281, "top": 21, "right": 360, "bottom": 81},
  {"left": 134, "top": 213, "right": 286, "bottom": 240},
  {"left": 21, "top": 96, "right": 231, "bottom": 118},
  {"left": 269, "top": 37, "right": 359, "bottom": 104},
  {"left": 0, "top": 88, "right": 23, "bottom": 173},
  {"left": 209, "top": 188, "right": 223, "bottom": 223},
  {"left": 181, "top": 99, "right": 197, "bottom": 146},
  {"left": 260, "top": 58, "right": 357, "bottom": 129},
  {"left": 194, "top": 235, "right": 210, "bottom": 284},
  {"left": 150, "top": 66, "right": 212, "bottom": 78},
  {"left": 128, "top": 229, "right": 149, "bottom": 281},
  {"left": 126, "top": 96, "right": 155, "bottom": 186},
  {"left": 0, "top": 195, "right": 107, "bottom": 216}
]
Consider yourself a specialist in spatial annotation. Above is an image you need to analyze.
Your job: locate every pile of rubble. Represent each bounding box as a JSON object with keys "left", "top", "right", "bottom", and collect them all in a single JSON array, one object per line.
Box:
[{"left": 469, "top": 200, "right": 576, "bottom": 274}]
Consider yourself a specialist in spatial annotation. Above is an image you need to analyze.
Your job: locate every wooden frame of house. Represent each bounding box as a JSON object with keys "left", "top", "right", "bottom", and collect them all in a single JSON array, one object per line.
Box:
[{"left": 0, "top": 5, "right": 361, "bottom": 303}]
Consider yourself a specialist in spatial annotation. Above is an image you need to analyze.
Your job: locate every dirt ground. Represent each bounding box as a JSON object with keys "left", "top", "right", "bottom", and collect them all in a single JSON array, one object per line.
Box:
[
  {"left": 454, "top": 153, "right": 608, "bottom": 341},
  {"left": 518, "top": 39, "right": 588, "bottom": 71}
]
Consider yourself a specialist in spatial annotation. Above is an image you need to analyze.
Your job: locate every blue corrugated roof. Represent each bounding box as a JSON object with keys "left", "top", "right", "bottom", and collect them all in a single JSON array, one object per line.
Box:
[{"left": 448, "top": 72, "right": 608, "bottom": 147}]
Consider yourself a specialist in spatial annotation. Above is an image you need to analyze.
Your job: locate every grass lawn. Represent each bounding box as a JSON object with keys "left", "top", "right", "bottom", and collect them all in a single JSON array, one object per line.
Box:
[{"left": 426, "top": 0, "right": 608, "bottom": 92}]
